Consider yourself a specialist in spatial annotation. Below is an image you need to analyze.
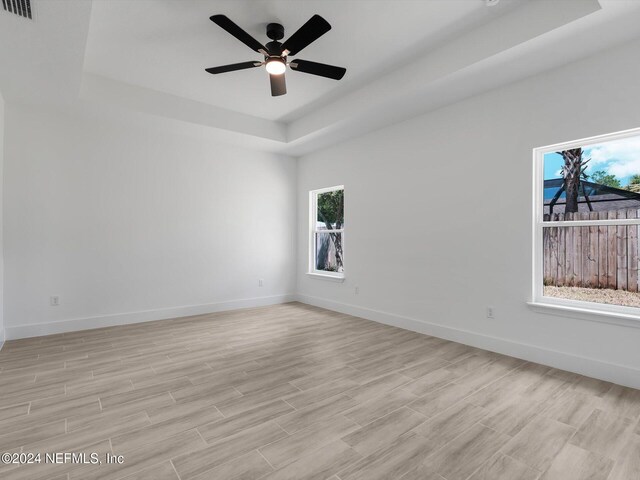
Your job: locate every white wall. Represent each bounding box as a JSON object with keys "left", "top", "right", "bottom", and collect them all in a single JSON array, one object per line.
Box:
[
  {"left": 296, "top": 38, "right": 640, "bottom": 388},
  {"left": 0, "top": 91, "right": 4, "bottom": 349},
  {"left": 3, "top": 105, "right": 296, "bottom": 339}
]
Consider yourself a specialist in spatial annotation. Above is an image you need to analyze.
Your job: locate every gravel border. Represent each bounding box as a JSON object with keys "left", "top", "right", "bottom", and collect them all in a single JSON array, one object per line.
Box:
[{"left": 544, "top": 285, "right": 640, "bottom": 308}]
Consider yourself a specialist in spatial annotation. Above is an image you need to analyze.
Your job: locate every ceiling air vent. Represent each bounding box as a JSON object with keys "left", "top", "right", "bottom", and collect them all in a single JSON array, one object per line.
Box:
[{"left": 2, "top": 0, "right": 32, "bottom": 19}]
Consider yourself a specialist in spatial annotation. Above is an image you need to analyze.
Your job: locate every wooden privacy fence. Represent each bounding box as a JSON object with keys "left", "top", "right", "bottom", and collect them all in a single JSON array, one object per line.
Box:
[{"left": 543, "top": 209, "right": 639, "bottom": 291}]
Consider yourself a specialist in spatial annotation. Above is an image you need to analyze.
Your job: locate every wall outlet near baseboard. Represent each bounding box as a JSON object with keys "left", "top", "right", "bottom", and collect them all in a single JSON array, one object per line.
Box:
[
  {"left": 486, "top": 306, "right": 494, "bottom": 319},
  {"left": 50, "top": 296, "right": 60, "bottom": 306},
  {"left": 354, "top": 286, "right": 360, "bottom": 295},
  {"left": 258, "top": 279, "right": 264, "bottom": 287}
]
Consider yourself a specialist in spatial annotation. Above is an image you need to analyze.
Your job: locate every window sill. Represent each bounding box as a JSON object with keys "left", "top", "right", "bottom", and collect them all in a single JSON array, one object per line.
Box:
[
  {"left": 306, "top": 272, "right": 345, "bottom": 283},
  {"left": 527, "top": 301, "right": 640, "bottom": 329}
]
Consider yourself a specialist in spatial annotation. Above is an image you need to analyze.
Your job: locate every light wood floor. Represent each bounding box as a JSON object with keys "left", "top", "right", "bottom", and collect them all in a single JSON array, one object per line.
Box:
[{"left": 0, "top": 303, "right": 639, "bottom": 480}]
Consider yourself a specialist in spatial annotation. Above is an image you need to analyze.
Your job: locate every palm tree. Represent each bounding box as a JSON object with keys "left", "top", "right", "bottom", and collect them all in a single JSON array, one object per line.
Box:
[{"left": 558, "top": 148, "right": 589, "bottom": 213}]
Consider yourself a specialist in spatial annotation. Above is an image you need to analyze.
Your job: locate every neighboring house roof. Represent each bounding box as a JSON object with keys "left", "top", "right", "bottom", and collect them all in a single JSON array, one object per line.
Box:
[{"left": 543, "top": 178, "right": 640, "bottom": 216}]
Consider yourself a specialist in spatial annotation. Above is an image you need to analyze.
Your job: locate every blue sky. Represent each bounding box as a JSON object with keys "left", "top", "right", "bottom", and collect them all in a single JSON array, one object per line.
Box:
[{"left": 544, "top": 135, "right": 640, "bottom": 187}]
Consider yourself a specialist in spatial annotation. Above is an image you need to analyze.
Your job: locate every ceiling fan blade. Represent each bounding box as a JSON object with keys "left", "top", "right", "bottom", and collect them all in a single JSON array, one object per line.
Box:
[
  {"left": 270, "top": 73, "right": 287, "bottom": 96},
  {"left": 289, "top": 59, "right": 346, "bottom": 80},
  {"left": 281, "top": 14, "right": 331, "bottom": 56},
  {"left": 205, "top": 61, "right": 262, "bottom": 74},
  {"left": 210, "top": 15, "right": 267, "bottom": 54}
]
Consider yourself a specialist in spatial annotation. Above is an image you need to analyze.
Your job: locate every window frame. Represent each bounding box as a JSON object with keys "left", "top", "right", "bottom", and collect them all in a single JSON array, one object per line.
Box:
[
  {"left": 532, "top": 127, "right": 640, "bottom": 322},
  {"left": 308, "top": 185, "right": 345, "bottom": 280}
]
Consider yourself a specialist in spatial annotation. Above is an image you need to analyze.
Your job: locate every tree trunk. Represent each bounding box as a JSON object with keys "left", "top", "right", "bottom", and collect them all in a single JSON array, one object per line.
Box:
[
  {"left": 318, "top": 207, "right": 344, "bottom": 271},
  {"left": 331, "top": 232, "right": 343, "bottom": 270},
  {"left": 561, "top": 148, "right": 583, "bottom": 214}
]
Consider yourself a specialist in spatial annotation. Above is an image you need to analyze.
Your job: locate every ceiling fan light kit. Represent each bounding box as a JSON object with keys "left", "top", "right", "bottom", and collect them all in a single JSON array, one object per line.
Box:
[
  {"left": 206, "top": 14, "right": 346, "bottom": 96},
  {"left": 265, "top": 57, "right": 286, "bottom": 75}
]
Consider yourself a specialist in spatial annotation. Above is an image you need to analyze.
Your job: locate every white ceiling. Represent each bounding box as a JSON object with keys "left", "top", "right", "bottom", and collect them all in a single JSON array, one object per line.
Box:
[
  {"left": 3, "top": 0, "right": 640, "bottom": 155},
  {"left": 83, "top": 0, "right": 522, "bottom": 121}
]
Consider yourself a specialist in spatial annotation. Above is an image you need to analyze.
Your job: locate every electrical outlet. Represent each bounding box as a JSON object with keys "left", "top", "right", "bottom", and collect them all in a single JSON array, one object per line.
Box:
[
  {"left": 354, "top": 286, "right": 360, "bottom": 295},
  {"left": 258, "top": 279, "right": 264, "bottom": 287},
  {"left": 50, "top": 296, "right": 60, "bottom": 306},
  {"left": 486, "top": 306, "right": 494, "bottom": 319}
]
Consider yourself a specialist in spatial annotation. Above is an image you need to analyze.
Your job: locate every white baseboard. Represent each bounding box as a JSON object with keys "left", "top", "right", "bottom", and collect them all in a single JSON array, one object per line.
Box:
[
  {"left": 296, "top": 294, "right": 640, "bottom": 390},
  {"left": 0, "top": 326, "right": 4, "bottom": 352},
  {"left": 5, "top": 294, "right": 296, "bottom": 340}
]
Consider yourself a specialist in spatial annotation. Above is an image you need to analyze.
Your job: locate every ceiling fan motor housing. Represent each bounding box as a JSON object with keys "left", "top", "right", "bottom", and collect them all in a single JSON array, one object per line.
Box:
[
  {"left": 266, "top": 41, "right": 284, "bottom": 56},
  {"left": 266, "top": 23, "right": 284, "bottom": 41}
]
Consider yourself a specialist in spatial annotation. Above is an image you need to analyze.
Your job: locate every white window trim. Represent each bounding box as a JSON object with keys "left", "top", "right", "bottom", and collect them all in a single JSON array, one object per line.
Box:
[
  {"left": 531, "top": 127, "right": 640, "bottom": 325},
  {"left": 306, "top": 272, "right": 346, "bottom": 282},
  {"left": 309, "top": 185, "right": 345, "bottom": 280}
]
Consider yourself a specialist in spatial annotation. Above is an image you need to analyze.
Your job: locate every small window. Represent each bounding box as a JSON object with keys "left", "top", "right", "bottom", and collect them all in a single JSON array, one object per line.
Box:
[
  {"left": 309, "top": 186, "right": 344, "bottom": 278},
  {"left": 533, "top": 128, "right": 640, "bottom": 316}
]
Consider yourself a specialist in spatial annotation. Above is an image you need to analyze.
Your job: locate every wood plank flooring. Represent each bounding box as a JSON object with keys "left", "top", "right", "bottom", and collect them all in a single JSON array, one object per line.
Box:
[{"left": 0, "top": 302, "right": 638, "bottom": 480}]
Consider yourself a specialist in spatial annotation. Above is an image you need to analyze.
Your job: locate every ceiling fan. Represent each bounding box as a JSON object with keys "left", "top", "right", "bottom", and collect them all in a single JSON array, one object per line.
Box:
[{"left": 205, "top": 14, "right": 346, "bottom": 97}]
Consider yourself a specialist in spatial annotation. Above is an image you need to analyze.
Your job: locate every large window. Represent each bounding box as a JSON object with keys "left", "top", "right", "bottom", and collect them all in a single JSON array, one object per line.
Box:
[
  {"left": 309, "top": 186, "right": 344, "bottom": 278},
  {"left": 533, "top": 128, "right": 640, "bottom": 317}
]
